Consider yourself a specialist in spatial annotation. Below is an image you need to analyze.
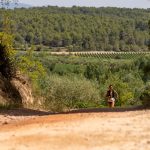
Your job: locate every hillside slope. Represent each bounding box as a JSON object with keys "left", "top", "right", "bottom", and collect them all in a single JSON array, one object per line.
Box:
[
  {"left": 0, "top": 6, "right": 149, "bottom": 51},
  {"left": 0, "top": 72, "right": 33, "bottom": 107}
]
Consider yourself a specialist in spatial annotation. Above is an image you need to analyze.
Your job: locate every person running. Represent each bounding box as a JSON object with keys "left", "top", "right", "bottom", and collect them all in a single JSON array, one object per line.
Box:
[{"left": 106, "top": 85, "right": 118, "bottom": 108}]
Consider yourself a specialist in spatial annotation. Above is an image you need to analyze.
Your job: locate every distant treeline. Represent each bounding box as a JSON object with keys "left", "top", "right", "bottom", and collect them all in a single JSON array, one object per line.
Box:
[{"left": 0, "top": 6, "right": 150, "bottom": 51}]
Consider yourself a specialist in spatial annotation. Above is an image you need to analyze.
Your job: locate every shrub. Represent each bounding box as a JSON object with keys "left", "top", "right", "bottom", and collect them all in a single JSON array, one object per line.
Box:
[
  {"left": 140, "top": 84, "right": 150, "bottom": 107},
  {"left": 16, "top": 48, "right": 46, "bottom": 81},
  {"left": 103, "top": 74, "right": 136, "bottom": 106},
  {"left": 38, "top": 75, "right": 101, "bottom": 112},
  {"left": 0, "top": 32, "right": 15, "bottom": 78}
]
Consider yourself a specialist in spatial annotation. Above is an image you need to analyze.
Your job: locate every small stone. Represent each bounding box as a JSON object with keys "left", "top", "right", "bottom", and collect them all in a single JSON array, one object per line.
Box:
[
  {"left": 2, "top": 121, "right": 8, "bottom": 125},
  {"left": 147, "top": 141, "right": 150, "bottom": 144}
]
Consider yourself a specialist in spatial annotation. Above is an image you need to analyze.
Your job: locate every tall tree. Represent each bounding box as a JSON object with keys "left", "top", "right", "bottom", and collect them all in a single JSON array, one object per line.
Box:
[
  {"left": 0, "top": 0, "right": 18, "bottom": 78},
  {"left": 148, "top": 20, "right": 150, "bottom": 51}
]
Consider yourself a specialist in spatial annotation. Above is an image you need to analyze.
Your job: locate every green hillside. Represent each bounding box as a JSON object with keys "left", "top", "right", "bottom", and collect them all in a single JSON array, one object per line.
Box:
[{"left": 0, "top": 6, "right": 149, "bottom": 51}]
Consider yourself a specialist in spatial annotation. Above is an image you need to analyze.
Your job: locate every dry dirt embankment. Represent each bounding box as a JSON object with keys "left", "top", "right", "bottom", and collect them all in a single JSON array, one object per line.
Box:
[
  {"left": 0, "top": 108, "right": 150, "bottom": 150},
  {"left": 0, "top": 72, "right": 34, "bottom": 106}
]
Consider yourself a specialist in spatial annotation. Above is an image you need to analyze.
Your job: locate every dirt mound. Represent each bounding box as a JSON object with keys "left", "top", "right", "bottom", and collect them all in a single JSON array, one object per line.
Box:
[
  {"left": 0, "top": 73, "right": 14, "bottom": 104},
  {"left": 0, "top": 72, "right": 33, "bottom": 106}
]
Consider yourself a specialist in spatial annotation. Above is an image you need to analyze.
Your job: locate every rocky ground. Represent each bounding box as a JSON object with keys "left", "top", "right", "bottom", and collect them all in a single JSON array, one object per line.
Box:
[{"left": 0, "top": 108, "right": 150, "bottom": 150}]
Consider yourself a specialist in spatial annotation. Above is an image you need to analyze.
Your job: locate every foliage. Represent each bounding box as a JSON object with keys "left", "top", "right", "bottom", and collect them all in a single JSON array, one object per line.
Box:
[
  {"left": 148, "top": 20, "right": 150, "bottom": 50},
  {"left": 0, "top": 0, "right": 19, "bottom": 78},
  {"left": 0, "top": 6, "right": 149, "bottom": 51},
  {"left": 140, "top": 84, "right": 150, "bottom": 107},
  {"left": 0, "top": 103, "right": 20, "bottom": 109},
  {"left": 74, "top": 52, "right": 150, "bottom": 59},
  {"left": 38, "top": 75, "right": 100, "bottom": 112},
  {"left": 106, "top": 79, "right": 134, "bottom": 106},
  {"left": 12, "top": 51, "right": 150, "bottom": 110},
  {"left": 135, "top": 56, "right": 150, "bottom": 82},
  {"left": 16, "top": 48, "right": 46, "bottom": 81},
  {"left": 0, "top": 32, "right": 15, "bottom": 78},
  {"left": 28, "top": 53, "right": 150, "bottom": 108}
]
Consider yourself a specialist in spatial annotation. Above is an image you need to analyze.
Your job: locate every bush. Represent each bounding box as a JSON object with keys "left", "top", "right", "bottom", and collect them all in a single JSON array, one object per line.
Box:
[
  {"left": 38, "top": 75, "right": 101, "bottom": 112},
  {"left": 140, "top": 84, "right": 150, "bottom": 107},
  {"left": 16, "top": 48, "right": 46, "bottom": 81},
  {"left": 0, "top": 32, "right": 15, "bottom": 78}
]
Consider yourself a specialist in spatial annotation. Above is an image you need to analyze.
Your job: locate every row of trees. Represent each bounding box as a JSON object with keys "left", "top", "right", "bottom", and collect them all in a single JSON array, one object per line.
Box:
[{"left": 0, "top": 6, "right": 149, "bottom": 51}]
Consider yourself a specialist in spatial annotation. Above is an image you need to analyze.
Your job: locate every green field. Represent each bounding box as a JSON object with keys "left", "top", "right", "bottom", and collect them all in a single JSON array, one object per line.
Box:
[
  {"left": 48, "top": 51, "right": 150, "bottom": 59},
  {"left": 74, "top": 52, "right": 150, "bottom": 59}
]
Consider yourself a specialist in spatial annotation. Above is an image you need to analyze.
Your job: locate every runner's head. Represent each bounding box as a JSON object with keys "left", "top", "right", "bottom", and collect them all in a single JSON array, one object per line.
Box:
[{"left": 109, "top": 85, "right": 113, "bottom": 90}]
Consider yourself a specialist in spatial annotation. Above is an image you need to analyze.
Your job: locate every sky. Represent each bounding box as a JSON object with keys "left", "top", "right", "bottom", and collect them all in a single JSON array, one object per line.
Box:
[{"left": 19, "top": 0, "right": 150, "bottom": 8}]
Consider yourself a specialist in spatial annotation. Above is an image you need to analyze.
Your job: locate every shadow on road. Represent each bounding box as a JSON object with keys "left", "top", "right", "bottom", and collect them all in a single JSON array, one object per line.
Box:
[
  {"left": 64, "top": 106, "right": 147, "bottom": 114},
  {"left": 0, "top": 108, "right": 51, "bottom": 116},
  {"left": 0, "top": 106, "right": 148, "bottom": 117}
]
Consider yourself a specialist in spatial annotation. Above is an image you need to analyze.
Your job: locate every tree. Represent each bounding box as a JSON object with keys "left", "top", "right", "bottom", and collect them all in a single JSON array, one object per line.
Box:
[
  {"left": 140, "top": 84, "right": 150, "bottom": 107},
  {"left": 0, "top": 32, "right": 15, "bottom": 78},
  {"left": 0, "top": 5, "right": 149, "bottom": 51},
  {"left": 0, "top": 0, "right": 18, "bottom": 78},
  {"left": 148, "top": 20, "right": 150, "bottom": 51}
]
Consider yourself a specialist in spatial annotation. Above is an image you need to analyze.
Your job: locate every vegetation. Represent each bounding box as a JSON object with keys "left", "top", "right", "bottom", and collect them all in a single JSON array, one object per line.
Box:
[
  {"left": 40, "top": 75, "right": 100, "bottom": 112},
  {"left": 15, "top": 47, "right": 46, "bottom": 80},
  {"left": 72, "top": 52, "right": 150, "bottom": 59},
  {"left": 14, "top": 52, "right": 149, "bottom": 111},
  {"left": 0, "top": 2, "right": 149, "bottom": 111},
  {"left": 0, "top": 0, "right": 45, "bottom": 107},
  {"left": 140, "top": 84, "right": 150, "bottom": 107},
  {"left": 0, "top": 0, "right": 18, "bottom": 79},
  {"left": 0, "top": 32, "right": 15, "bottom": 78},
  {"left": 0, "top": 6, "right": 149, "bottom": 51},
  {"left": 149, "top": 20, "right": 150, "bottom": 50}
]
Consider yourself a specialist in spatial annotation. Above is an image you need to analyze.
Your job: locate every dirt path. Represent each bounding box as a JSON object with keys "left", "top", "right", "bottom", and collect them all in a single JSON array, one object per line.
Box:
[{"left": 0, "top": 109, "right": 150, "bottom": 150}]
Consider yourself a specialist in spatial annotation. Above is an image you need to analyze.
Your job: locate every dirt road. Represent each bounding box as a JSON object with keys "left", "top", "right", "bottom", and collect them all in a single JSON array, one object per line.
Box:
[{"left": 0, "top": 108, "right": 150, "bottom": 150}]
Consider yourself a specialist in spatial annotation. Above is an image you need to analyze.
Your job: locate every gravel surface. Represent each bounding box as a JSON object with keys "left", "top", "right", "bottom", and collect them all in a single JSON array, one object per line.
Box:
[{"left": 0, "top": 108, "right": 150, "bottom": 150}]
